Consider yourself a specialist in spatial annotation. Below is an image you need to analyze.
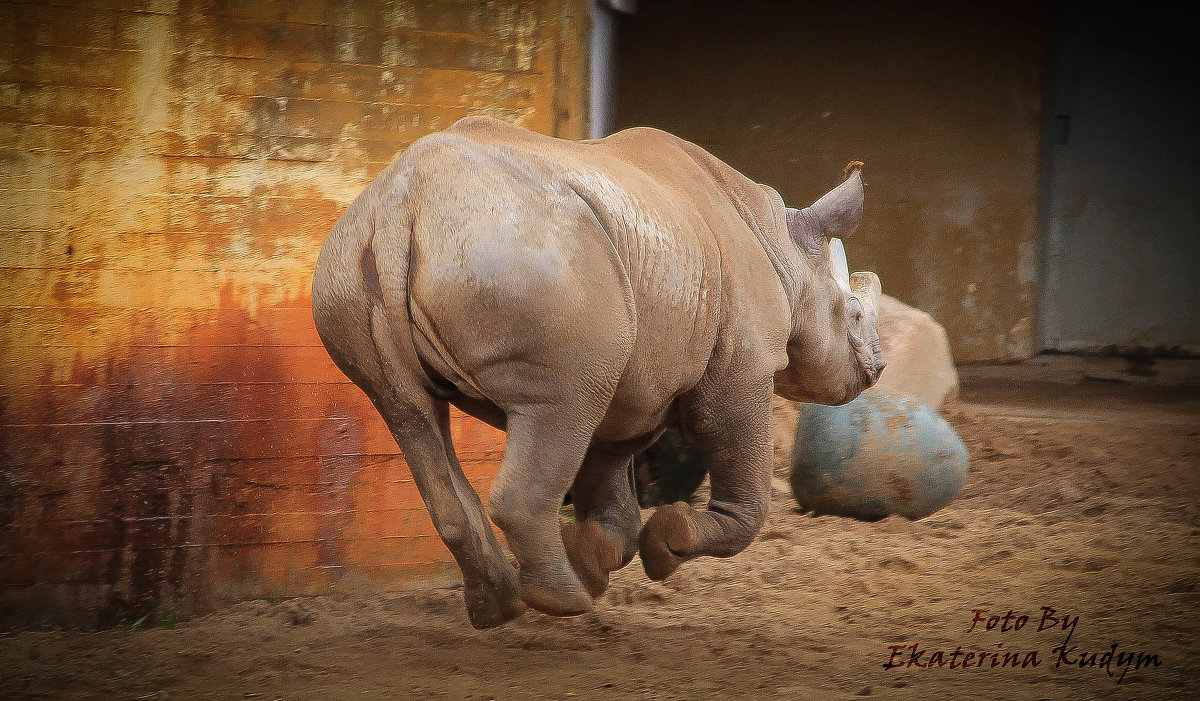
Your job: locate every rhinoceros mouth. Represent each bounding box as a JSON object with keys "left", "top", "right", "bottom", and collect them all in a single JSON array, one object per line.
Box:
[
  {"left": 847, "top": 315, "right": 885, "bottom": 385},
  {"left": 865, "top": 339, "right": 885, "bottom": 383}
]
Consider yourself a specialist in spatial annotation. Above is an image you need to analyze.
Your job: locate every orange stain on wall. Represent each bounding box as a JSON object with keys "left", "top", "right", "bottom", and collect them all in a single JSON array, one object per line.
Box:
[{"left": 0, "top": 0, "right": 588, "bottom": 627}]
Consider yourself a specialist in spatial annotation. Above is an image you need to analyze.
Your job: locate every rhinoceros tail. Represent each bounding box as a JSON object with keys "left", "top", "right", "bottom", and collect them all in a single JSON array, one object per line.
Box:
[
  {"left": 311, "top": 168, "right": 423, "bottom": 401},
  {"left": 313, "top": 191, "right": 382, "bottom": 388},
  {"left": 842, "top": 161, "right": 864, "bottom": 181}
]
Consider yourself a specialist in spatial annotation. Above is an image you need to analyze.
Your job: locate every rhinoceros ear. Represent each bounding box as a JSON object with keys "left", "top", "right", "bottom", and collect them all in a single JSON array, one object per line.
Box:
[{"left": 785, "top": 162, "right": 864, "bottom": 256}]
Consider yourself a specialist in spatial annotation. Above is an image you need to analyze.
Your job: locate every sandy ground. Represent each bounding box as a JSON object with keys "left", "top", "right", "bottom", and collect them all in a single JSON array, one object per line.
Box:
[{"left": 2, "top": 358, "right": 1198, "bottom": 700}]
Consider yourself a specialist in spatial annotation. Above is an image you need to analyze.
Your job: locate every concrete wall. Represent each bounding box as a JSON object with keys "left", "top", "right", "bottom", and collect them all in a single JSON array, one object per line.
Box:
[
  {"left": 615, "top": 1, "right": 1046, "bottom": 361},
  {"left": 0, "top": 0, "right": 588, "bottom": 628}
]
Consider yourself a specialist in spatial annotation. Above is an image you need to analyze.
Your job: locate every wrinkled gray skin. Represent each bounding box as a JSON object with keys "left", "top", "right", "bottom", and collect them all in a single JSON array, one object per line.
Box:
[{"left": 312, "top": 117, "right": 885, "bottom": 628}]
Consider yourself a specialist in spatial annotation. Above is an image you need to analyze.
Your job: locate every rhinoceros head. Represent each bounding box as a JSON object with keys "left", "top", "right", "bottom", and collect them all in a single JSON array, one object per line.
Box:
[{"left": 774, "top": 163, "right": 886, "bottom": 405}]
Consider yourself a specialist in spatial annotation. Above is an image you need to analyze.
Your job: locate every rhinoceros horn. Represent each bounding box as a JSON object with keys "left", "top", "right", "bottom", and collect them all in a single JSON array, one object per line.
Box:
[
  {"left": 785, "top": 161, "right": 865, "bottom": 257},
  {"left": 831, "top": 236, "right": 881, "bottom": 310},
  {"left": 829, "top": 236, "right": 851, "bottom": 287},
  {"left": 851, "top": 270, "right": 882, "bottom": 309}
]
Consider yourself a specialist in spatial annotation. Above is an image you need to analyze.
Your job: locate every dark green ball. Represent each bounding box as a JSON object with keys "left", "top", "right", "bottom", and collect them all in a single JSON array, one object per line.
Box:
[{"left": 636, "top": 429, "right": 706, "bottom": 507}]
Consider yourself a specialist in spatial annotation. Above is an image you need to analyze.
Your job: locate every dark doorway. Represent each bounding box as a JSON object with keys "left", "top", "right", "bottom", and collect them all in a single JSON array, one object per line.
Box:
[{"left": 1039, "top": 1, "right": 1200, "bottom": 353}]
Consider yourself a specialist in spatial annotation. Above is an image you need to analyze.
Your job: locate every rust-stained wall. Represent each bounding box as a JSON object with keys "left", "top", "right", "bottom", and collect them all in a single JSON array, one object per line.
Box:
[
  {"left": 616, "top": 1, "right": 1046, "bottom": 361},
  {"left": 0, "top": 0, "right": 588, "bottom": 628}
]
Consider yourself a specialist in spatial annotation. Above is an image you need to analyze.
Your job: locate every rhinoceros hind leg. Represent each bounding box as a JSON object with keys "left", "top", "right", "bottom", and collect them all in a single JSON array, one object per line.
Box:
[
  {"left": 488, "top": 413, "right": 600, "bottom": 617},
  {"left": 374, "top": 395, "right": 525, "bottom": 629}
]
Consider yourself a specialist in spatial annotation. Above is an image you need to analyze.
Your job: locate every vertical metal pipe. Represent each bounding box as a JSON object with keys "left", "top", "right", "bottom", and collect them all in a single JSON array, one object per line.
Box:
[
  {"left": 589, "top": 1, "right": 635, "bottom": 139},
  {"left": 589, "top": 1, "right": 617, "bottom": 139}
]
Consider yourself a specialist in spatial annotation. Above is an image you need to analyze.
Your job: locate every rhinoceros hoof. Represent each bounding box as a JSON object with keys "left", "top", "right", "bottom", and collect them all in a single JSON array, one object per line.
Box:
[
  {"left": 464, "top": 589, "right": 526, "bottom": 630},
  {"left": 562, "top": 520, "right": 625, "bottom": 598},
  {"left": 463, "top": 569, "right": 526, "bottom": 629},
  {"left": 638, "top": 502, "right": 698, "bottom": 581},
  {"left": 518, "top": 577, "right": 594, "bottom": 617}
]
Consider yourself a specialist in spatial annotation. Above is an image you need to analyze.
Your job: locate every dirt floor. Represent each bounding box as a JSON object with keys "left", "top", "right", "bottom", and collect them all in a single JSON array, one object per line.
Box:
[{"left": 2, "top": 357, "right": 1198, "bottom": 700}]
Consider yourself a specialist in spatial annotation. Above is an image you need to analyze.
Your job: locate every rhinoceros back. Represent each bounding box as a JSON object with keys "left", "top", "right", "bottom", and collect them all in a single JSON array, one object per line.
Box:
[{"left": 318, "top": 116, "right": 787, "bottom": 439}]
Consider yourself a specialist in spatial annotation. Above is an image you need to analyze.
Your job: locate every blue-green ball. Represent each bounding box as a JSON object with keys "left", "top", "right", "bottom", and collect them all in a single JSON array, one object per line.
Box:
[{"left": 789, "top": 388, "right": 969, "bottom": 521}]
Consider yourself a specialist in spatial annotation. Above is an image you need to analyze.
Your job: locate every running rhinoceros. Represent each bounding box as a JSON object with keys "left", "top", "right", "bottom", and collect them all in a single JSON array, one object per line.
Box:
[{"left": 312, "top": 117, "right": 884, "bottom": 628}]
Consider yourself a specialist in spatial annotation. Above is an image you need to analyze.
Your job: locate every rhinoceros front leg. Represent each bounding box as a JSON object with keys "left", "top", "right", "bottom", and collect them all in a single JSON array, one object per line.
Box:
[
  {"left": 562, "top": 442, "right": 647, "bottom": 597},
  {"left": 638, "top": 375, "right": 773, "bottom": 580}
]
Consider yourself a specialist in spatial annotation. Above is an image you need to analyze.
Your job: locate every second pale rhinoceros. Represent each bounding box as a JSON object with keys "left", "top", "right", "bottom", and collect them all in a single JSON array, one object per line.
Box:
[{"left": 312, "top": 117, "right": 885, "bottom": 628}]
